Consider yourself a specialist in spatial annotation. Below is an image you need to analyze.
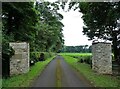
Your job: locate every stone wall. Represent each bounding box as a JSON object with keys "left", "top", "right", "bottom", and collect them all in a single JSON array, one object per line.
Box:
[
  {"left": 92, "top": 42, "right": 112, "bottom": 74},
  {"left": 9, "top": 42, "right": 29, "bottom": 76}
]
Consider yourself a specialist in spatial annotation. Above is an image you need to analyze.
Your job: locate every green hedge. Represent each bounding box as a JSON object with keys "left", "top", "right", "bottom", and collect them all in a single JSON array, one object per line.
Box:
[
  {"left": 68, "top": 55, "right": 92, "bottom": 65},
  {"left": 30, "top": 52, "right": 55, "bottom": 62}
]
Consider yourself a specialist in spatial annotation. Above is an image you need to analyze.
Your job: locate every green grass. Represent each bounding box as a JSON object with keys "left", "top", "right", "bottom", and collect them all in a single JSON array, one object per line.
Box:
[
  {"left": 0, "top": 79, "right": 2, "bottom": 89},
  {"left": 59, "top": 53, "right": 92, "bottom": 58},
  {"left": 61, "top": 55, "right": 120, "bottom": 88},
  {"left": 2, "top": 56, "right": 55, "bottom": 88}
]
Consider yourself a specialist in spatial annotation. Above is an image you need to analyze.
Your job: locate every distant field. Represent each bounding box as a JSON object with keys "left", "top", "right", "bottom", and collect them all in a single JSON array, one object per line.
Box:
[{"left": 59, "top": 53, "right": 92, "bottom": 56}]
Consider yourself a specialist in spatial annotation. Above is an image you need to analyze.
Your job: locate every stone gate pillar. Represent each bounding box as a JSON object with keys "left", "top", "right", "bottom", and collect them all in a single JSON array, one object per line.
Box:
[
  {"left": 92, "top": 42, "right": 112, "bottom": 74},
  {"left": 9, "top": 42, "right": 29, "bottom": 76}
]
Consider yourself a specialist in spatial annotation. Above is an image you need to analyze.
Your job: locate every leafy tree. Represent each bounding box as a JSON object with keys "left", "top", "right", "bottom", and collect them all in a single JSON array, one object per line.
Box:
[
  {"left": 2, "top": 2, "right": 39, "bottom": 77},
  {"left": 66, "top": 2, "right": 120, "bottom": 63},
  {"left": 2, "top": 1, "right": 64, "bottom": 53},
  {"left": 2, "top": 2, "right": 38, "bottom": 42},
  {"left": 35, "top": 1, "right": 64, "bottom": 52},
  {"left": 2, "top": 1, "right": 64, "bottom": 77},
  {"left": 80, "top": 2, "right": 120, "bottom": 63}
]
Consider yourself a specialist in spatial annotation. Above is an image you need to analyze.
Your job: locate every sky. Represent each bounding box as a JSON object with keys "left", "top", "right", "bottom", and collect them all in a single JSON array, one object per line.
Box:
[
  {"left": 58, "top": 8, "right": 92, "bottom": 46},
  {"left": 38, "top": 0, "right": 93, "bottom": 46}
]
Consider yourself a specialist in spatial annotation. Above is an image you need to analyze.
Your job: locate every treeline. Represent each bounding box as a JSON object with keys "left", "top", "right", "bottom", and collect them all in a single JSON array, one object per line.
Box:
[
  {"left": 2, "top": 1, "right": 64, "bottom": 60},
  {"left": 60, "top": 45, "right": 92, "bottom": 53}
]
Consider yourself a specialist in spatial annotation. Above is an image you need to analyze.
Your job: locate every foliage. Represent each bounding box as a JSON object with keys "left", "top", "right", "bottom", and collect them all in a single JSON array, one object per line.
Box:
[
  {"left": 2, "top": 2, "right": 40, "bottom": 77},
  {"left": 30, "top": 52, "right": 55, "bottom": 61},
  {"left": 60, "top": 45, "right": 92, "bottom": 53},
  {"left": 34, "top": 1, "right": 64, "bottom": 52},
  {"left": 2, "top": 1, "right": 64, "bottom": 76},
  {"left": 67, "top": 2, "right": 120, "bottom": 63},
  {"left": 30, "top": 52, "right": 55, "bottom": 66},
  {"left": 80, "top": 55, "right": 92, "bottom": 66},
  {"left": 62, "top": 55, "right": 120, "bottom": 88},
  {"left": 30, "top": 52, "right": 39, "bottom": 63},
  {"left": 2, "top": 1, "right": 64, "bottom": 53},
  {"left": 60, "top": 53, "right": 92, "bottom": 65},
  {"left": 2, "top": 39, "right": 15, "bottom": 61},
  {"left": 2, "top": 2, "right": 38, "bottom": 42},
  {"left": 2, "top": 56, "right": 55, "bottom": 88}
]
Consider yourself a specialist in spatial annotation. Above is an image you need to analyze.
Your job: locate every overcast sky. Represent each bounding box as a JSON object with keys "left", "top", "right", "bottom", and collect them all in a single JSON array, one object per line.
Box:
[
  {"left": 40, "top": 0, "right": 92, "bottom": 46},
  {"left": 58, "top": 8, "right": 92, "bottom": 46}
]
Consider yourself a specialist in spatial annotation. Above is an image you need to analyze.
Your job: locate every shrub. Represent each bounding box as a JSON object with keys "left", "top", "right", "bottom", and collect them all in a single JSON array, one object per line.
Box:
[
  {"left": 30, "top": 52, "right": 39, "bottom": 66},
  {"left": 80, "top": 58, "right": 84, "bottom": 63},
  {"left": 44, "top": 52, "right": 55, "bottom": 59},
  {"left": 39, "top": 53, "right": 44, "bottom": 61},
  {"left": 2, "top": 42, "right": 15, "bottom": 78},
  {"left": 30, "top": 52, "right": 55, "bottom": 64},
  {"left": 30, "top": 52, "right": 39, "bottom": 62},
  {"left": 77, "top": 55, "right": 92, "bottom": 66}
]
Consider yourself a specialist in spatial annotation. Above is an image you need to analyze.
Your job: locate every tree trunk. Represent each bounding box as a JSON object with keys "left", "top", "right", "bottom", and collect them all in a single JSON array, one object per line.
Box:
[
  {"left": 112, "top": 31, "right": 119, "bottom": 64},
  {"left": 7, "top": 11, "right": 12, "bottom": 34}
]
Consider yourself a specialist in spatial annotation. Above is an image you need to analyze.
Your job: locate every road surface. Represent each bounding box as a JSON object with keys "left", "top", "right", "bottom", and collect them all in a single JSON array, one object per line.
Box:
[{"left": 31, "top": 55, "right": 92, "bottom": 87}]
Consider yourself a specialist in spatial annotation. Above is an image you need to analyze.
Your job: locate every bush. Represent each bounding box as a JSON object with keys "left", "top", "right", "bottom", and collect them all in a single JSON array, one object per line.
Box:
[
  {"left": 39, "top": 53, "right": 44, "bottom": 61},
  {"left": 30, "top": 52, "right": 40, "bottom": 66},
  {"left": 2, "top": 42, "right": 15, "bottom": 78},
  {"left": 30, "top": 52, "right": 39, "bottom": 62},
  {"left": 30, "top": 52, "right": 55, "bottom": 65},
  {"left": 44, "top": 52, "right": 55, "bottom": 60},
  {"left": 77, "top": 55, "right": 92, "bottom": 66},
  {"left": 79, "top": 58, "right": 84, "bottom": 63}
]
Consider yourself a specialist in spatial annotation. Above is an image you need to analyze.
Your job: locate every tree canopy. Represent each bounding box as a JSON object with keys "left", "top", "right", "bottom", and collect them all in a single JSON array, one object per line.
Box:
[
  {"left": 65, "top": 2, "right": 120, "bottom": 63},
  {"left": 2, "top": 1, "right": 64, "bottom": 60}
]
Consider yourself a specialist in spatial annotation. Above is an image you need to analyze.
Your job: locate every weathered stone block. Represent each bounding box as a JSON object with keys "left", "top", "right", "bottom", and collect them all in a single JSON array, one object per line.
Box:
[
  {"left": 92, "top": 42, "right": 112, "bottom": 74},
  {"left": 9, "top": 42, "right": 29, "bottom": 76}
]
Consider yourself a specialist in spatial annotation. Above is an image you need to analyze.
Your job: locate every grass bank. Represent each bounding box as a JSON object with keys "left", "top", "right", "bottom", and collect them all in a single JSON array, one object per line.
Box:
[
  {"left": 61, "top": 55, "right": 120, "bottom": 88},
  {"left": 2, "top": 56, "right": 55, "bottom": 88}
]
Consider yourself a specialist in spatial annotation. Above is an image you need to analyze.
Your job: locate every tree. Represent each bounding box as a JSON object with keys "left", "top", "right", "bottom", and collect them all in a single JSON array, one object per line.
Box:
[
  {"left": 60, "top": 45, "right": 92, "bottom": 53},
  {"left": 2, "top": 2, "right": 39, "bottom": 77},
  {"left": 2, "top": 1, "right": 64, "bottom": 77},
  {"left": 81, "top": 2, "right": 120, "bottom": 63},
  {"left": 35, "top": 1, "right": 64, "bottom": 52},
  {"left": 66, "top": 2, "right": 120, "bottom": 63},
  {"left": 2, "top": 2, "right": 38, "bottom": 41},
  {"left": 2, "top": 1, "right": 64, "bottom": 52},
  {"left": 2, "top": 2, "right": 39, "bottom": 59}
]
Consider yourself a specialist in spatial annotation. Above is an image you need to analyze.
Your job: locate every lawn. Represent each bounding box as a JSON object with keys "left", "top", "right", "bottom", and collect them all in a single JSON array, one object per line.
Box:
[
  {"left": 0, "top": 79, "right": 2, "bottom": 89},
  {"left": 2, "top": 56, "right": 55, "bottom": 88},
  {"left": 61, "top": 54, "right": 120, "bottom": 88},
  {"left": 59, "top": 53, "right": 92, "bottom": 57}
]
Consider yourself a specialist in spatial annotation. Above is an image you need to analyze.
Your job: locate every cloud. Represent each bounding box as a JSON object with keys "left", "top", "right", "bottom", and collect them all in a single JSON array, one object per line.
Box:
[{"left": 58, "top": 8, "right": 92, "bottom": 46}]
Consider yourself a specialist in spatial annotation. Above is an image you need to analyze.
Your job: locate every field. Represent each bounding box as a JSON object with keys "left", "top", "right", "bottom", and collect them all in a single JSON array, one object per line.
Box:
[
  {"left": 60, "top": 53, "right": 120, "bottom": 88},
  {"left": 59, "top": 53, "right": 92, "bottom": 56}
]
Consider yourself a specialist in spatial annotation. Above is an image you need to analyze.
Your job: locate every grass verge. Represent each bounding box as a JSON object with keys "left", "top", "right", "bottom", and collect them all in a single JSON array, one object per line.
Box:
[
  {"left": 0, "top": 79, "right": 2, "bottom": 89},
  {"left": 2, "top": 56, "right": 55, "bottom": 88},
  {"left": 62, "top": 55, "right": 120, "bottom": 88}
]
